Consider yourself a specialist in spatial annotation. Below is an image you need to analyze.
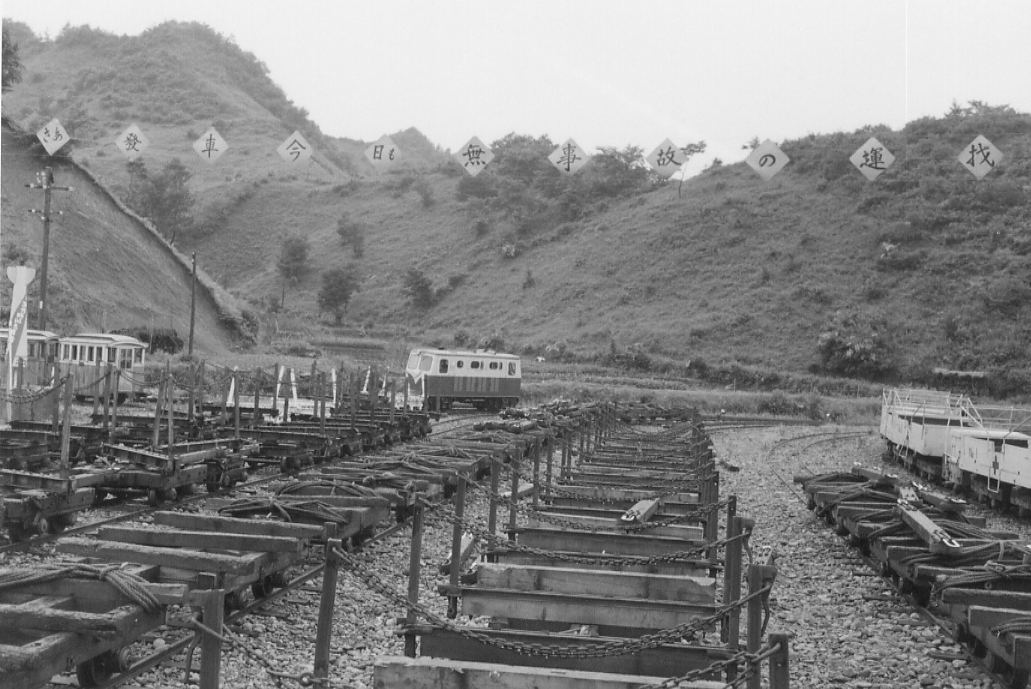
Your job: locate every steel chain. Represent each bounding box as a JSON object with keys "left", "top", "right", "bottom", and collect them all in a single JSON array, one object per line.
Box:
[
  {"left": 0, "top": 376, "right": 67, "bottom": 403},
  {"left": 430, "top": 499, "right": 748, "bottom": 567},
  {"left": 465, "top": 471, "right": 729, "bottom": 533},
  {"left": 333, "top": 543, "right": 773, "bottom": 659}
]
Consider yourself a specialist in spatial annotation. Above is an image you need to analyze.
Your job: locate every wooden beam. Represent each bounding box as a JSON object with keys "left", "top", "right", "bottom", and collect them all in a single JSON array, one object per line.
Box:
[
  {"left": 96, "top": 526, "right": 305, "bottom": 553},
  {"left": 57, "top": 538, "right": 263, "bottom": 575},
  {"left": 460, "top": 587, "right": 715, "bottom": 632},
  {"left": 0, "top": 580, "right": 188, "bottom": 608},
  {"left": 0, "top": 603, "right": 143, "bottom": 636},
  {"left": 474, "top": 563, "right": 715, "bottom": 605},
  {"left": 516, "top": 528, "right": 706, "bottom": 557},
  {"left": 373, "top": 657, "right": 727, "bottom": 689},
  {"left": 152, "top": 511, "right": 324, "bottom": 540}
]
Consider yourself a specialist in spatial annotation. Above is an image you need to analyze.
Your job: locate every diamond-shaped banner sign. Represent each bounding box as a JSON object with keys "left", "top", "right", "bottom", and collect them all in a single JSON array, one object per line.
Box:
[
  {"left": 194, "top": 127, "right": 228, "bottom": 164},
  {"left": 454, "top": 136, "right": 494, "bottom": 177},
  {"left": 646, "top": 139, "right": 686, "bottom": 179},
  {"left": 278, "top": 131, "right": 312, "bottom": 164},
  {"left": 549, "top": 139, "right": 588, "bottom": 175},
  {"left": 958, "top": 135, "right": 1002, "bottom": 179},
  {"left": 850, "top": 137, "right": 895, "bottom": 181},
  {"left": 36, "top": 118, "right": 70, "bottom": 156},
  {"left": 745, "top": 139, "right": 789, "bottom": 181},
  {"left": 365, "top": 136, "right": 400, "bottom": 171},
  {"left": 115, "top": 123, "right": 149, "bottom": 159}
]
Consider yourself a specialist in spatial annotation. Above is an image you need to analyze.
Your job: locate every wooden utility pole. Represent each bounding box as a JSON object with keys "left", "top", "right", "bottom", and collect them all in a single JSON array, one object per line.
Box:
[
  {"left": 188, "top": 253, "right": 198, "bottom": 357},
  {"left": 25, "top": 167, "right": 73, "bottom": 330}
]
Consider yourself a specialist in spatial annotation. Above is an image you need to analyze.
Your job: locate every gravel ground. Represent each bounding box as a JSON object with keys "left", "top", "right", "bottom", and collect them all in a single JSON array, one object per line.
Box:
[
  {"left": 716, "top": 424, "right": 1019, "bottom": 689},
  {"left": 26, "top": 421, "right": 1028, "bottom": 688}
]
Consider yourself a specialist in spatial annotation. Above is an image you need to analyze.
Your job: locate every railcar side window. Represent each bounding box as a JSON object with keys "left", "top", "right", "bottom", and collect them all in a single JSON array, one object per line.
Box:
[
  {"left": 108, "top": 348, "right": 117, "bottom": 363},
  {"left": 489, "top": 362, "right": 500, "bottom": 370},
  {"left": 456, "top": 361, "right": 464, "bottom": 368},
  {"left": 1005, "top": 439, "right": 1029, "bottom": 449},
  {"left": 439, "top": 359, "right": 449, "bottom": 374},
  {"left": 508, "top": 363, "right": 516, "bottom": 375},
  {"left": 993, "top": 440, "right": 1003, "bottom": 452},
  {"left": 470, "top": 361, "right": 481, "bottom": 369}
]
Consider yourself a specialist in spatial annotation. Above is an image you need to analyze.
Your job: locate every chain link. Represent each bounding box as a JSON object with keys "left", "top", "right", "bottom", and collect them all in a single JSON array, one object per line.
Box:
[{"left": 333, "top": 543, "right": 772, "bottom": 659}]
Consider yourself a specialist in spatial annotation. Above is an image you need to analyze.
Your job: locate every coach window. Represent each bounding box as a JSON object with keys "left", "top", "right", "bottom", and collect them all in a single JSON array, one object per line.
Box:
[
  {"left": 489, "top": 362, "right": 500, "bottom": 370},
  {"left": 439, "top": 359, "right": 449, "bottom": 374},
  {"left": 87, "top": 346, "right": 95, "bottom": 363},
  {"left": 993, "top": 440, "right": 1003, "bottom": 452},
  {"left": 470, "top": 361, "right": 481, "bottom": 370},
  {"left": 456, "top": 361, "right": 464, "bottom": 368},
  {"left": 108, "top": 348, "right": 117, "bottom": 363}
]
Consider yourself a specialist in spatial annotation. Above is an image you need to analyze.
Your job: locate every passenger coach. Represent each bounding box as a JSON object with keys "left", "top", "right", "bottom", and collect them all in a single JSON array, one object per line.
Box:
[
  {"left": 405, "top": 348, "right": 520, "bottom": 412},
  {"left": 57, "top": 333, "right": 147, "bottom": 402}
]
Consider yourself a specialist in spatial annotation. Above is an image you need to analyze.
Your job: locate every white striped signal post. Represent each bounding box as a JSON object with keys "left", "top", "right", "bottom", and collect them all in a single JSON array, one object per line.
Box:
[
  {"left": 549, "top": 139, "right": 588, "bottom": 174},
  {"left": 194, "top": 127, "right": 228, "bottom": 163},
  {"left": 959, "top": 135, "right": 1002, "bottom": 179},
  {"left": 24, "top": 168, "right": 73, "bottom": 330},
  {"left": 454, "top": 136, "right": 494, "bottom": 176},
  {"left": 746, "top": 139, "right": 789, "bottom": 181},
  {"left": 6, "top": 266, "right": 36, "bottom": 419}
]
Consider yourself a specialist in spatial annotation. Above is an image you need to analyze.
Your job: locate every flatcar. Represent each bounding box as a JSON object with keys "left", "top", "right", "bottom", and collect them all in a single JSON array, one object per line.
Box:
[
  {"left": 57, "top": 333, "right": 147, "bottom": 402},
  {"left": 405, "top": 348, "right": 520, "bottom": 412},
  {"left": 881, "top": 387, "right": 1031, "bottom": 514}
]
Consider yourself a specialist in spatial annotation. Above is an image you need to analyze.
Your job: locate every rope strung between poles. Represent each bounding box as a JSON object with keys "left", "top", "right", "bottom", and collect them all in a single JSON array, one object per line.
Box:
[{"left": 0, "top": 562, "right": 161, "bottom": 613}]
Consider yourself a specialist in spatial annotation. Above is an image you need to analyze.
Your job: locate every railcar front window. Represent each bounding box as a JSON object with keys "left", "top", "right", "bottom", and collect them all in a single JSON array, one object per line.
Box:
[
  {"left": 419, "top": 356, "right": 432, "bottom": 372},
  {"left": 508, "top": 363, "right": 516, "bottom": 375}
]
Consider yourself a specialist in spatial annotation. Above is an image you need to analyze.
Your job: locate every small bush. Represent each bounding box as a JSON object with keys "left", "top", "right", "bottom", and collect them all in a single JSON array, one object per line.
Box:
[
  {"left": 403, "top": 268, "right": 435, "bottom": 309},
  {"left": 413, "top": 178, "right": 434, "bottom": 207}
]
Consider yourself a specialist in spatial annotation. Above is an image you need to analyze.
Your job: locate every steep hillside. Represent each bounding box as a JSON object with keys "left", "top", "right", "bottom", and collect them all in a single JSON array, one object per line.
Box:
[
  {"left": 0, "top": 121, "right": 242, "bottom": 352},
  {"left": 2, "top": 21, "right": 1029, "bottom": 393}
]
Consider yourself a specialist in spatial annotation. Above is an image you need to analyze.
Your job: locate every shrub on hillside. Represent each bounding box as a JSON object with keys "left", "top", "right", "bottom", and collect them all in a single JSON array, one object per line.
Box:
[
  {"left": 456, "top": 174, "right": 496, "bottom": 201},
  {"left": 113, "top": 327, "right": 183, "bottom": 354},
  {"left": 403, "top": 268, "right": 435, "bottom": 309},
  {"left": 816, "top": 330, "right": 894, "bottom": 380}
]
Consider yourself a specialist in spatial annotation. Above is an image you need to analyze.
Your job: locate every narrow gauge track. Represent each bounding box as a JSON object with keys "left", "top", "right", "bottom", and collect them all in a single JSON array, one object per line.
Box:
[
  {"left": 788, "top": 429, "right": 1029, "bottom": 689},
  {"left": 0, "top": 413, "right": 493, "bottom": 557},
  {"left": 3, "top": 406, "right": 521, "bottom": 689}
]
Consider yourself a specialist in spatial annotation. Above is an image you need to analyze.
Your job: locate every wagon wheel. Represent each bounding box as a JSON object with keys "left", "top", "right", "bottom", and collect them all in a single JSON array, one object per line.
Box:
[
  {"left": 6, "top": 524, "right": 28, "bottom": 542},
  {"left": 33, "top": 517, "right": 51, "bottom": 537},
  {"left": 52, "top": 512, "right": 78, "bottom": 532},
  {"left": 161, "top": 487, "right": 178, "bottom": 503},
  {"left": 251, "top": 575, "right": 276, "bottom": 599},
  {"left": 93, "top": 489, "right": 109, "bottom": 505},
  {"left": 224, "top": 590, "right": 245, "bottom": 610},
  {"left": 75, "top": 649, "right": 123, "bottom": 687},
  {"left": 147, "top": 489, "right": 161, "bottom": 507}
]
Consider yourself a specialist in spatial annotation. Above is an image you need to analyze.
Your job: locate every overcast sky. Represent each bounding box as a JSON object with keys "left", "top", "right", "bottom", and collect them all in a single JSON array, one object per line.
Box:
[{"left": 3, "top": 0, "right": 1030, "bottom": 171}]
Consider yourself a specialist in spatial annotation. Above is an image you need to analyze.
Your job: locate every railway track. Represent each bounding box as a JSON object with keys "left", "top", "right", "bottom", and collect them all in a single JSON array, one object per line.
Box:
[
  {"left": 795, "top": 440, "right": 1031, "bottom": 689},
  {"left": 3, "top": 402, "right": 795, "bottom": 689}
]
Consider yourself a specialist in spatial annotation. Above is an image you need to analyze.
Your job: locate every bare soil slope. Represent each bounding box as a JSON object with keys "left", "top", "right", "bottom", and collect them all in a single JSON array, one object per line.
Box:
[{"left": 1, "top": 123, "right": 239, "bottom": 353}]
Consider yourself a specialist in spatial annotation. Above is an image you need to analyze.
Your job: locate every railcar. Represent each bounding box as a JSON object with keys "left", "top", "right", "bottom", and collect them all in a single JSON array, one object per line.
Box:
[
  {"left": 57, "top": 333, "right": 147, "bottom": 402},
  {"left": 881, "top": 387, "right": 1031, "bottom": 514},
  {"left": 405, "top": 348, "right": 520, "bottom": 412},
  {"left": 0, "top": 327, "right": 60, "bottom": 387}
]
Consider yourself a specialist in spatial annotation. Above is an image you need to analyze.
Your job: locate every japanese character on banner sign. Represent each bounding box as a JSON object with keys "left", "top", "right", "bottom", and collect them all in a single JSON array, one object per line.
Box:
[
  {"left": 548, "top": 139, "right": 588, "bottom": 175},
  {"left": 646, "top": 139, "right": 686, "bottom": 179},
  {"left": 849, "top": 137, "right": 895, "bottom": 181},
  {"left": 36, "top": 118, "right": 70, "bottom": 156},
  {"left": 116, "top": 124, "right": 150, "bottom": 159},
  {"left": 278, "top": 131, "right": 313, "bottom": 164},
  {"left": 365, "top": 136, "right": 400, "bottom": 171},
  {"left": 958, "top": 135, "right": 1002, "bottom": 179},
  {"left": 745, "top": 139, "right": 789, "bottom": 181},
  {"left": 454, "top": 136, "right": 494, "bottom": 177},
  {"left": 193, "top": 127, "right": 228, "bottom": 164}
]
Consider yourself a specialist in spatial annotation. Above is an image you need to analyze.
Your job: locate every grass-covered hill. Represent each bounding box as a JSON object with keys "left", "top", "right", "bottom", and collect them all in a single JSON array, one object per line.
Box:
[{"left": 2, "top": 20, "right": 1029, "bottom": 395}]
